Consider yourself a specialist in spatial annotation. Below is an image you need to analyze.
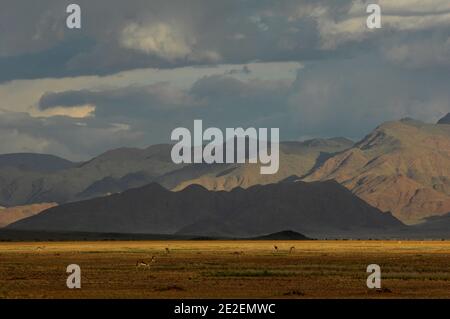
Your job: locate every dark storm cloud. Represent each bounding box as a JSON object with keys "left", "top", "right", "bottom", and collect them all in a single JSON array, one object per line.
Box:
[
  {"left": 36, "top": 54, "right": 450, "bottom": 143},
  {"left": 0, "top": 0, "right": 353, "bottom": 82},
  {"left": 3, "top": 54, "right": 450, "bottom": 160},
  {"left": 0, "top": 36, "right": 96, "bottom": 82},
  {"left": 38, "top": 82, "right": 204, "bottom": 115},
  {"left": 29, "top": 75, "right": 294, "bottom": 155},
  {"left": 3, "top": 0, "right": 450, "bottom": 82},
  {"left": 36, "top": 74, "right": 292, "bottom": 128},
  {"left": 1, "top": 0, "right": 450, "bottom": 159}
]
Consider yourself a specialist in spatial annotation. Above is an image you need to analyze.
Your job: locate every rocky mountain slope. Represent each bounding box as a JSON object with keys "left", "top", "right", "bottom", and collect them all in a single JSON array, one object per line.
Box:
[
  {"left": 0, "top": 203, "right": 57, "bottom": 227},
  {"left": 304, "top": 119, "right": 450, "bottom": 224}
]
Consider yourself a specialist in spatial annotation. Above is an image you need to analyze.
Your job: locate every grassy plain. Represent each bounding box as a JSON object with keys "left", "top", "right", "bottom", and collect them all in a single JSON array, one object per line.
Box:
[{"left": 0, "top": 240, "right": 449, "bottom": 298}]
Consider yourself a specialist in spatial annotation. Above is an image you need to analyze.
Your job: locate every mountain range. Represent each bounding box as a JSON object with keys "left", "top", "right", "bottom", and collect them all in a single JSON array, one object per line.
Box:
[
  {"left": 1, "top": 114, "right": 449, "bottom": 237},
  {"left": 163, "top": 116, "right": 450, "bottom": 225},
  {"left": 0, "top": 138, "right": 351, "bottom": 206},
  {"left": 0, "top": 144, "right": 182, "bottom": 206},
  {"left": 162, "top": 116, "right": 450, "bottom": 225}
]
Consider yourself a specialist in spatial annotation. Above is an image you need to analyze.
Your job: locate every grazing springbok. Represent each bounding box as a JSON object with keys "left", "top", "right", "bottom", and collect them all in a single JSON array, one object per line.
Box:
[
  {"left": 165, "top": 248, "right": 170, "bottom": 254},
  {"left": 289, "top": 246, "right": 295, "bottom": 254},
  {"left": 136, "top": 256, "right": 156, "bottom": 269},
  {"left": 136, "top": 260, "right": 150, "bottom": 269}
]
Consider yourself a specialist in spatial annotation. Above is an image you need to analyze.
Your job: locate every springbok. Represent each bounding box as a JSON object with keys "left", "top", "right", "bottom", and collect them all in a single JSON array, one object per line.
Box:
[
  {"left": 165, "top": 248, "right": 170, "bottom": 254},
  {"left": 136, "top": 256, "right": 156, "bottom": 269},
  {"left": 136, "top": 260, "right": 150, "bottom": 269},
  {"left": 273, "top": 245, "right": 278, "bottom": 252},
  {"left": 289, "top": 246, "right": 295, "bottom": 254}
]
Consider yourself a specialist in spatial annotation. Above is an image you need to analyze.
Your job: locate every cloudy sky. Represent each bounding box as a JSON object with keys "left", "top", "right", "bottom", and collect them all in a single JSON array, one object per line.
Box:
[{"left": 0, "top": 0, "right": 449, "bottom": 160}]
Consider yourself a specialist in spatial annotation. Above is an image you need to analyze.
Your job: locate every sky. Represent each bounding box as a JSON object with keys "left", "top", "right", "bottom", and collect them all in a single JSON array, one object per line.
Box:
[{"left": 0, "top": 0, "right": 449, "bottom": 160}]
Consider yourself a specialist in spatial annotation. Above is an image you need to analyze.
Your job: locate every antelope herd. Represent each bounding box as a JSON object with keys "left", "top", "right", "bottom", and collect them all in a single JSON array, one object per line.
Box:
[
  {"left": 135, "top": 245, "right": 297, "bottom": 268},
  {"left": 274, "top": 245, "right": 296, "bottom": 253}
]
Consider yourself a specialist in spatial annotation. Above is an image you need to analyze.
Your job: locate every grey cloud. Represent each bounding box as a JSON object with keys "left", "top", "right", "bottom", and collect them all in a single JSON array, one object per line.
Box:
[
  {"left": 38, "top": 82, "right": 203, "bottom": 115},
  {"left": 39, "top": 90, "right": 93, "bottom": 109},
  {"left": 1, "top": 0, "right": 450, "bottom": 160},
  {"left": 0, "top": 0, "right": 351, "bottom": 82},
  {"left": 3, "top": 0, "right": 450, "bottom": 81},
  {"left": 3, "top": 55, "right": 450, "bottom": 161},
  {"left": 381, "top": 31, "right": 450, "bottom": 69},
  {"left": 0, "top": 111, "right": 143, "bottom": 160},
  {"left": 36, "top": 74, "right": 292, "bottom": 128},
  {"left": 23, "top": 75, "right": 293, "bottom": 160},
  {"left": 286, "top": 55, "right": 450, "bottom": 139},
  {"left": 225, "top": 65, "right": 251, "bottom": 75}
]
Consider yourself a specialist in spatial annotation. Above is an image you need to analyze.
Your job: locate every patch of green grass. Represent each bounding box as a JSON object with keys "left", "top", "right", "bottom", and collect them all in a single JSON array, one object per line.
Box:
[
  {"left": 383, "top": 272, "right": 450, "bottom": 281},
  {"left": 203, "top": 269, "right": 298, "bottom": 277},
  {"left": 154, "top": 285, "right": 185, "bottom": 292}
]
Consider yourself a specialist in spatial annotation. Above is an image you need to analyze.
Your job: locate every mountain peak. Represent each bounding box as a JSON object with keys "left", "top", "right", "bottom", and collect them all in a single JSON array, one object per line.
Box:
[
  {"left": 135, "top": 182, "right": 168, "bottom": 193},
  {"left": 437, "top": 113, "right": 450, "bottom": 124},
  {"left": 180, "top": 183, "right": 210, "bottom": 193}
]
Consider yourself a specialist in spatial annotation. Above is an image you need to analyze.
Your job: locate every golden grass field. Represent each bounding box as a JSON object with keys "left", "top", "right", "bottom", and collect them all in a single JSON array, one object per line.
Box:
[{"left": 0, "top": 240, "right": 449, "bottom": 299}]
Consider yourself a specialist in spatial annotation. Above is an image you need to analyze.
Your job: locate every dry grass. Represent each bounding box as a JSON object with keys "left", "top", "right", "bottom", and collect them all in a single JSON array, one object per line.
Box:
[{"left": 0, "top": 240, "right": 449, "bottom": 299}]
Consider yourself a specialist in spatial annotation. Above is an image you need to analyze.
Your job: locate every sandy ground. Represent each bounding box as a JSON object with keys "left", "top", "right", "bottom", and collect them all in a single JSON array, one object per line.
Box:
[{"left": 0, "top": 240, "right": 449, "bottom": 299}]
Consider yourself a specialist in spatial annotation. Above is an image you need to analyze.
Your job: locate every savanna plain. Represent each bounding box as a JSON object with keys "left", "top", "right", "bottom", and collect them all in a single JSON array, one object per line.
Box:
[{"left": 0, "top": 241, "right": 449, "bottom": 299}]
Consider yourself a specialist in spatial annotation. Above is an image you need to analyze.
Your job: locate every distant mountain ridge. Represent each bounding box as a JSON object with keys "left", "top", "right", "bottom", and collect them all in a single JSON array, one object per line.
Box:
[
  {"left": 0, "top": 153, "right": 75, "bottom": 172},
  {"left": 7, "top": 180, "right": 403, "bottom": 238},
  {"left": 0, "top": 139, "right": 352, "bottom": 206},
  {"left": 0, "top": 144, "right": 183, "bottom": 206}
]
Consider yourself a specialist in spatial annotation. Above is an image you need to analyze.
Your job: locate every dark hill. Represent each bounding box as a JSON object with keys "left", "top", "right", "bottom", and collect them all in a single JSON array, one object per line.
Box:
[
  {"left": 8, "top": 180, "right": 403, "bottom": 238},
  {"left": 250, "top": 230, "right": 311, "bottom": 240}
]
